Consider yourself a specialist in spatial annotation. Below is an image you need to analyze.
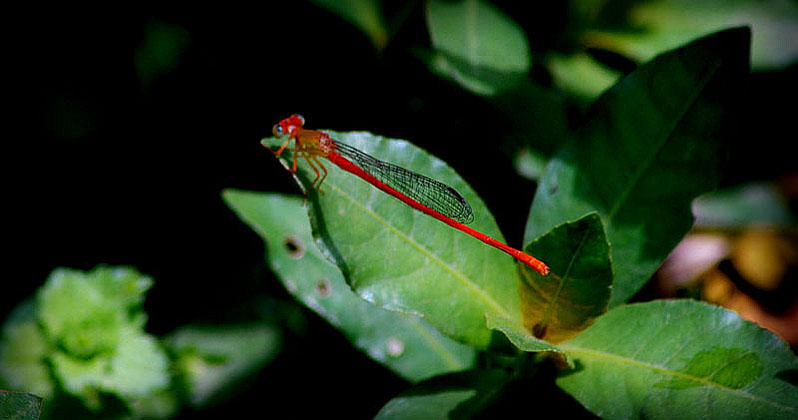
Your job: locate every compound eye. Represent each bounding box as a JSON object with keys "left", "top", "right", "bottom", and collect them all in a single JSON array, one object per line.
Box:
[{"left": 272, "top": 124, "right": 283, "bottom": 137}]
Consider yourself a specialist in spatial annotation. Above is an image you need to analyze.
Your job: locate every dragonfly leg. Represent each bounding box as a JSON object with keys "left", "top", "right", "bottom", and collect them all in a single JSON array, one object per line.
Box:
[
  {"left": 310, "top": 155, "right": 328, "bottom": 192},
  {"left": 303, "top": 151, "right": 324, "bottom": 194},
  {"left": 290, "top": 145, "right": 300, "bottom": 173},
  {"left": 268, "top": 138, "right": 292, "bottom": 156}
]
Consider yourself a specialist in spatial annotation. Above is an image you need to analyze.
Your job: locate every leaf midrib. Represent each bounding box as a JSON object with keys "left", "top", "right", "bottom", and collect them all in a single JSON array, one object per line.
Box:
[
  {"left": 539, "top": 228, "right": 591, "bottom": 329},
  {"left": 603, "top": 60, "right": 724, "bottom": 226},
  {"left": 558, "top": 345, "right": 797, "bottom": 412},
  {"left": 323, "top": 178, "right": 513, "bottom": 320}
]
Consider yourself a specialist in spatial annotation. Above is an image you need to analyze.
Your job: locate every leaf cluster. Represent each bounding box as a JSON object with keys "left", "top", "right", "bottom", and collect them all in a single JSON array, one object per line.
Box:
[{"left": 225, "top": 18, "right": 798, "bottom": 419}]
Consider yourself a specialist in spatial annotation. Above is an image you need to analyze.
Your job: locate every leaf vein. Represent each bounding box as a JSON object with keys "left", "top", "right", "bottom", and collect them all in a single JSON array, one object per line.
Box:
[
  {"left": 326, "top": 181, "right": 512, "bottom": 319},
  {"left": 559, "top": 346, "right": 797, "bottom": 412},
  {"left": 604, "top": 60, "right": 723, "bottom": 225}
]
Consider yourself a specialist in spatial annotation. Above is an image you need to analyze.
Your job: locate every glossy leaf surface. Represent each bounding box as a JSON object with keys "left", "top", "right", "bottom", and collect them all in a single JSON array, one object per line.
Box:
[
  {"left": 223, "top": 190, "right": 477, "bottom": 379},
  {"left": 557, "top": 300, "right": 798, "bottom": 419},
  {"left": 526, "top": 27, "right": 750, "bottom": 307},
  {"left": 262, "top": 130, "right": 521, "bottom": 349}
]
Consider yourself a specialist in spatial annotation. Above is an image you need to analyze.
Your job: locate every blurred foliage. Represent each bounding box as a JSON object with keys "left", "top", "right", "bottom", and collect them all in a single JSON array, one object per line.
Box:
[
  {"left": 424, "top": 0, "right": 531, "bottom": 95},
  {"left": 164, "top": 323, "right": 281, "bottom": 409},
  {"left": 693, "top": 182, "right": 796, "bottom": 229},
  {"left": 575, "top": 0, "right": 798, "bottom": 70},
  {"left": 135, "top": 21, "right": 191, "bottom": 88},
  {"left": 311, "top": 0, "right": 390, "bottom": 50},
  {"left": 0, "top": 267, "right": 281, "bottom": 419}
]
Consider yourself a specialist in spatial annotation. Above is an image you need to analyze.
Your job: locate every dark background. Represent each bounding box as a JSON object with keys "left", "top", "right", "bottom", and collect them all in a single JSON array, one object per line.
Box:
[{"left": 5, "top": 3, "right": 796, "bottom": 418}]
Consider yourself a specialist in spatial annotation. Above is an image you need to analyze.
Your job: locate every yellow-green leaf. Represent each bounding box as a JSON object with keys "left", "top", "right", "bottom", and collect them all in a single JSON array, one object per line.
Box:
[{"left": 519, "top": 213, "right": 612, "bottom": 344}]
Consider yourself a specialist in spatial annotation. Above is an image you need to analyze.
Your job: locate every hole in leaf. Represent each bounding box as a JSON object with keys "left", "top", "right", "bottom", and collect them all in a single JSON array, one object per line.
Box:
[{"left": 283, "top": 235, "right": 305, "bottom": 259}]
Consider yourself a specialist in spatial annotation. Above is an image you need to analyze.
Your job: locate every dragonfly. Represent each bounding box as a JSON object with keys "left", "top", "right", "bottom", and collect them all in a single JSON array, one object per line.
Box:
[{"left": 267, "top": 114, "right": 550, "bottom": 275}]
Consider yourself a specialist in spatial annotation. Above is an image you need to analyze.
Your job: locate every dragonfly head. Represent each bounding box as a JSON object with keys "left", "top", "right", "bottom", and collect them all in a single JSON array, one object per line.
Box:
[{"left": 273, "top": 114, "right": 306, "bottom": 137}]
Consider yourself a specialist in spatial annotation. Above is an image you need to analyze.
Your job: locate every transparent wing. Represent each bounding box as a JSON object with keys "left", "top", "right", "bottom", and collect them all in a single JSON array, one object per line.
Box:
[{"left": 333, "top": 141, "right": 475, "bottom": 224}]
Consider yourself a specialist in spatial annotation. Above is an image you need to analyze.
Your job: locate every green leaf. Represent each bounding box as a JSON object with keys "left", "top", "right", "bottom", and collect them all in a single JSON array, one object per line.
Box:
[
  {"left": 425, "top": 0, "right": 530, "bottom": 95},
  {"left": 519, "top": 213, "right": 612, "bottom": 344},
  {"left": 34, "top": 266, "right": 168, "bottom": 411},
  {"left": 526, "top": 27, "right": 750, "bottom": 307},
  {"left": 261, "top": 131, "right": 521, "bottom": 349},
  {"left": 513, "top": 147, "right": 549, "bottom": 182},
  {"left": 581, "top": 0, "right": 798, "bottom": 70},
  {"left": 0, "top": 390, "right": 43, "bottom": 420},
  {"left": 37, "top": 266, "right": 153, "bottom": 358},
  {"left": 223, "top": 190, "right": 477, "bottom": 380},
  {"left": 52, "top": 324, "right": 170, "bottom": 410},
  {"left": 0, "top": 300, "right": 54, "bottom": 398},
  {"left": 547, "top": 52, "right": 623, "bottom": 100},
  {"left": 310, "top": 0, "right": 389, "bottom": 50},
  {"left": 485, "top": 314, "right": 573, "bottom": 369},
  {"left": 693, "top": 182, "right": 796, "bottom": 228},
  {"left": 374, "top": 369, "right": 512, "bottom": 420},
  {"left": 164, "top": 323, "right": 281, "bottom": 408},
  {"left": 126, "top": 388, "right": 180, "bottom": 420},
  {"left": 557, "top": 300, "right": 798, "bottom": 419}
]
